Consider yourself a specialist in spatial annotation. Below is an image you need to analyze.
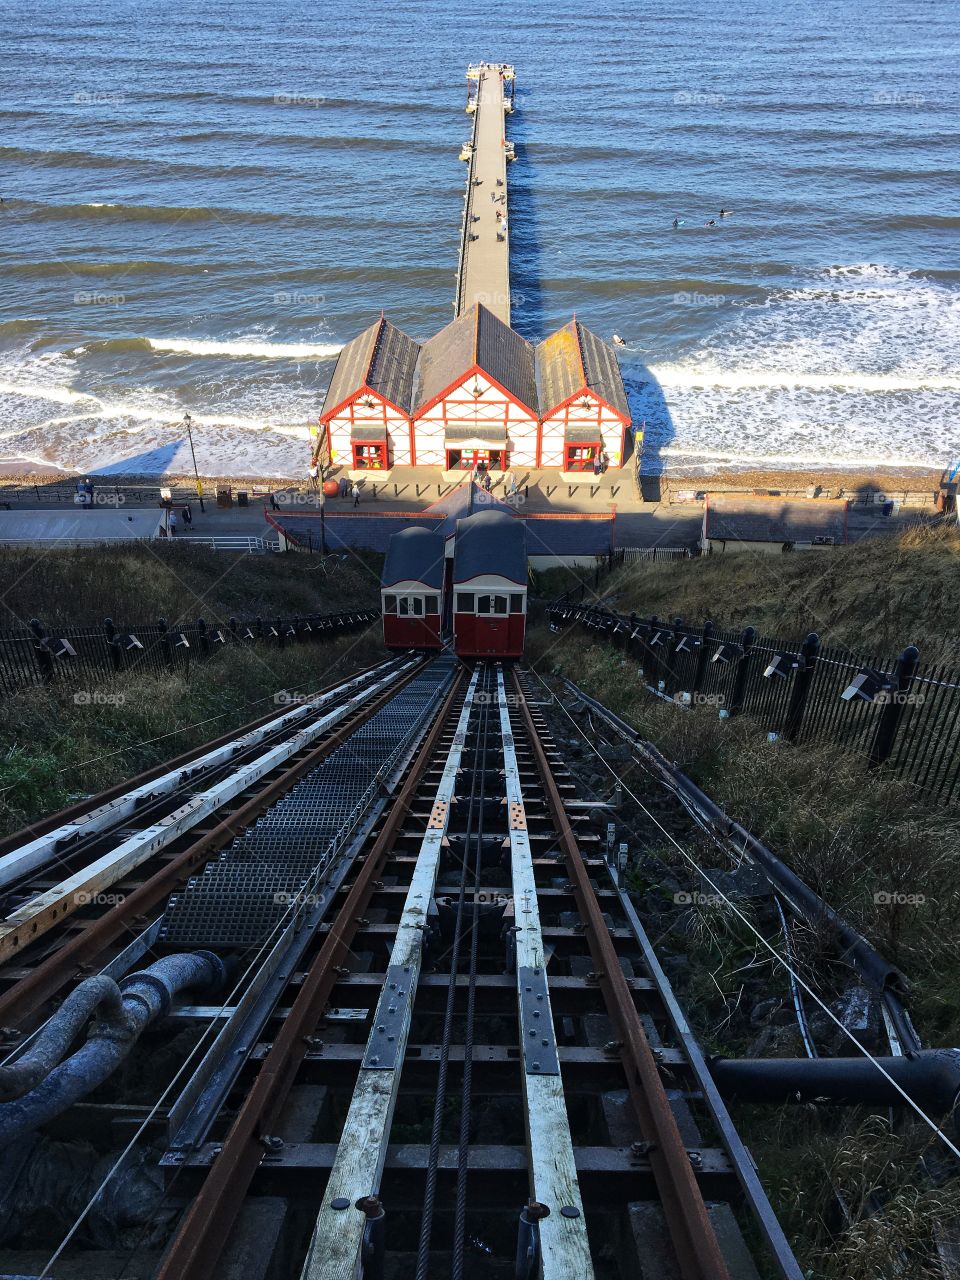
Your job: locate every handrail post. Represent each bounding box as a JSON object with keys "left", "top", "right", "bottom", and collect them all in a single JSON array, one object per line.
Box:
[
  {"left": 692, "top": 620, "right": 713, "bottom": 697},
  {"left": 783, "top": 632, "right": 821, "bottom": 741},
  {"left": 29, "top": 618, "right": 54, "bottom": 684},
  {"left": 728, "top": 626, "right": 755, "bottom": 716},
  {"left": 870, "top": 645, "right": 921, "bottom": 766}
]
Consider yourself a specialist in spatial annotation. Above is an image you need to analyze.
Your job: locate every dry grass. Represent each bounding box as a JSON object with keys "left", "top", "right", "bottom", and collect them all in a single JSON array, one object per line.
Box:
[
  {"left": 592, "top": 524, "right": 960, "bottom": 663},
  {"left": 0, "top": 627, "right": 386, "bottom": 836},
  {"left": 0, "top": 543, "right": 382, "bottom": 631}
]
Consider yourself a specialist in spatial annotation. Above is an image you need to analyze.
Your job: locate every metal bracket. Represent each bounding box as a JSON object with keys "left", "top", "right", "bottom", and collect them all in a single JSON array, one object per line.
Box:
[
  {"left": 363, "top": 964, "right": 413, "bottom": 1069},
  {"left": 518, "top": 965, "right": 559, "bottom": 1075}
]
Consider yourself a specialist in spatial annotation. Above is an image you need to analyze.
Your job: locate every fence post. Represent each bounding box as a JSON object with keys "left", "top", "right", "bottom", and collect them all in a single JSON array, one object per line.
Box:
[
  {"left": 276, "top": 615, "right": 284, "bottom": 650},
  {"left": 692, "top": 620, "right": 713, "bottom": 697},
  {"left": 229, "top": 616, "right": 239, "bottom": 645},
  {"left": 255, "top": 616, "right": 264, "bottom": 644},
  {"left": 197, "top": 618, "right": 210, "bottom": 659},
  {"left": 29, "top": 618, "right": 54, "bottom": 684},
  {"left": 104, "top": 617, "right": 123, "bottom": 674},
  {"left": 158, "top": 617, "right": 173, "bottom": 669},
  {"left": 870, "top": 645, "right": 921, "bottom": 766},
  {"left": 783, "top": 632, "right": 821, "bottom": 741},
  {"left": 728, "top": 626, "right": 755, "bottom": 715}
]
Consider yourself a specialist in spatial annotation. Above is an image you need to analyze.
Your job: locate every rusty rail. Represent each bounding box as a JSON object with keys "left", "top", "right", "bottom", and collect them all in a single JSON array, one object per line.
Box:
[
  {"left": 154, "top": 669, "right": 465, "bottom": 1280},
  {"left": 0, "top": 660, "right": 429, "bottom": 1031},
  {"left": 512, "top": 670, "right": 731, "bottom": 1280}
]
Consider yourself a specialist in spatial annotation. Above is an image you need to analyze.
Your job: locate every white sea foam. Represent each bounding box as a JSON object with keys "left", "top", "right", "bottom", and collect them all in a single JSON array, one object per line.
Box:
[
  {"left": 146, "top": 336, "right": 343, "bottom": 359},
  {"left": 632, "top": 264, "right": 960, "bottom": 471}
]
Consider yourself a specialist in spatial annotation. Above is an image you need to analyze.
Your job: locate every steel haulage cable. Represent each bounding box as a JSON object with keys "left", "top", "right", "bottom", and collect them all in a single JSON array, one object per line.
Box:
[
  {"left": 414, "top": 667, "right": 490, "bottom": 1279},
  {"left": 450, "top": 673, "right": 493, "bottom": 1279}
]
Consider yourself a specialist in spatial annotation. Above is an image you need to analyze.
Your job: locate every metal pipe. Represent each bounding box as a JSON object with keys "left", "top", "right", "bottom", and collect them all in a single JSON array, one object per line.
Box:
[
  {"left": 711, "top": 1049, "right": 960, "bottom": 1128},
  {"left": 0, "top": 952, "right": 225, "bottom": 1148}
]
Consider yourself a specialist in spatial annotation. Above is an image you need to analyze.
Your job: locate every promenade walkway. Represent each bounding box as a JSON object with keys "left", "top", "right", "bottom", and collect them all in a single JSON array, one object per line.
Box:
[{"left": 456, "top": 63, "right": 514, "bottom": 322}]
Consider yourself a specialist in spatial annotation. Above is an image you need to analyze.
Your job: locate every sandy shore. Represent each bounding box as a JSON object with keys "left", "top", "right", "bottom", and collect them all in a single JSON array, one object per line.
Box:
[{"left": 657, "top": 464, "right": 946, "bottom": 498}]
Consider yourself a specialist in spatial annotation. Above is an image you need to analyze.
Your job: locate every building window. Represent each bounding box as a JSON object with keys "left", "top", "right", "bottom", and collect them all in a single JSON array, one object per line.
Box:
[
  {"left": 477, "top": 594, "right": 508, "bottom": 615},
  {"left": 456, "top": 592, "right": 475, "bottom": 612}
]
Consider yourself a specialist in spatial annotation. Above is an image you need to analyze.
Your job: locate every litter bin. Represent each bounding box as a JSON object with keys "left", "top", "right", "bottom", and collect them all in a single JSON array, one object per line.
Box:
[
  {"left": 237, "top": 491, "right": 249, "bottom": 507},
  {"left": 216, "top": 485, "right": 233, "bottom": 508}
]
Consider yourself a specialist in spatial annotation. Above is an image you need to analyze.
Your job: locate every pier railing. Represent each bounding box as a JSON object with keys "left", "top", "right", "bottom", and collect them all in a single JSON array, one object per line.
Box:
[
  {"left": 0, "top": 608, "right": 379, "bottom": 696},
  {"left": 549, "top": 596, "right": 960, "bottom": 804}
]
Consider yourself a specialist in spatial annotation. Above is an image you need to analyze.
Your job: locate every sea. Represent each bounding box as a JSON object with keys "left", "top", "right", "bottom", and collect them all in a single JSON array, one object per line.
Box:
[{"left": 1, "top": 0, "right": 958, "bottom": 478}]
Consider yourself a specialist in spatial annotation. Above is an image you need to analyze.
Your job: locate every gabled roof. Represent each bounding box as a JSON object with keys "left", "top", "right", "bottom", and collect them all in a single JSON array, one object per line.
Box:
[
  {"left": 382, "top": 527, "right": 445, "bottom": 589},
  {"left": 412, "top": 304, "right": 538, "bottom": 418},
  {"left": 453, "top": 509, "right": 527, "bottom": 586},
  {"left": 321, "top": 316, "right": 420, "bottom": 421},
  {"left": 422, "top": 481, "right": 518, "bottom": 540},
  {"left": 536, "top": 319, "right": 631, "bottom": 422},
  {"left": 704, "top": 496, "right": 849, "bottom": 544}
]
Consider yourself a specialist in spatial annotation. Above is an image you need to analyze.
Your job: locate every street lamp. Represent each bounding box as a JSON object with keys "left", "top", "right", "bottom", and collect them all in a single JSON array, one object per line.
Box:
[{"left": 182, "top": 413, "right": 205, "bottom": 512}]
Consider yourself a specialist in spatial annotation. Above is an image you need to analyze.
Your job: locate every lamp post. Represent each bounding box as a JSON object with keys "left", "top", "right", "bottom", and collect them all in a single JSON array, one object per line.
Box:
[{"left": 182, "top": 413, "right": 205, "bottom": 512}]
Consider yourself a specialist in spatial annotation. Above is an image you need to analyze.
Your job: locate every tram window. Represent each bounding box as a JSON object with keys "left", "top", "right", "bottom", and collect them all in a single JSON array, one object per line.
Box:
[
  {"left": 477, "top": 594, "right": 508, "bottom": 615},
  {"left": 425, "top": 597, "right": 439, "bottom": 615},
  {"left": 399, "top": 597, "right": 425, "bottom": 617},
  {"left": 509, "top": 594, "right": 524, "bottom": 612},
  {"left": 456, "top": 593, "right": 475, "bottom": 611},
  {"left": 383, "top": 595, "right": 397, "bottom": 614}
]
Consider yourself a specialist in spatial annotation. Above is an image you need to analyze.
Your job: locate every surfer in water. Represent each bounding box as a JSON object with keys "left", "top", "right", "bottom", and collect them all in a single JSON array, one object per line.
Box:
[
  {"left": 705, "top": 218, "right": 717, "bottom": 227},
  {"left": 612, "top": 334, "right": 626, "bottom": 347},
  {"left": 672, "top": 217, "right": 684, "bottom": 228},
  {"left": 719, "top": 208, "right": 733, "bottom": 217}
]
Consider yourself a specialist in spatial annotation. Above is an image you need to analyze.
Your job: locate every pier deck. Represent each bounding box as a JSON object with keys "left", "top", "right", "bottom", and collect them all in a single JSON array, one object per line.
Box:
[{"left": 455, "top": 63, "right": 514, "bottom": 323}]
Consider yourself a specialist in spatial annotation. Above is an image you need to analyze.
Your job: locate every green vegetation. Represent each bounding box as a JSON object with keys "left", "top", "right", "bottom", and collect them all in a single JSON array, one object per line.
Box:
[
  {"left": 578, "top": 524, "right": 960, "bottom": 662},
  {"left": 527, "top": 627, "right": 960, "bottom": 1277},
  {"left": 0, "top": 629, "right": 387, "bottom": 837},
  {"left": 0, "top": 542, "right": 382, "bottom": 629},
  {"left": 0, "top": 542, "right": 385, "bottom": 835}
]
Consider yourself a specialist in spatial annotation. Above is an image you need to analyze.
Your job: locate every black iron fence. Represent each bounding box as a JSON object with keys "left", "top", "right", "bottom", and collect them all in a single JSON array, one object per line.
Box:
[
  {"left": 549, "top": 595, "right": 960, "bottom": 804},
  {"left": 0, "top": 609, "right": 380, "bottom": 696}
]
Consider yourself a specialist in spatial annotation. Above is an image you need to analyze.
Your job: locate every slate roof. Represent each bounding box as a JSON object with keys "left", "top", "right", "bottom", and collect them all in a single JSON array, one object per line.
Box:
[
  {"left": 536, "top": 319, "right": 631, "bottom": 421},
  {"left": 523, "top": 517, "right": 614, "bottom": 556},
  {"left": 271, "top": 514, "right": 440, "bottom": 554},
  {"left": 381, "top": 527, "right": 445, "bottom": 589},
  {"left": 413, "top": 304, "right": 538, "bottom": 417},
  {"left": 453, "top": 509, "right": 527, "bottom": 586},
  {"left": 704, "top": 496, "right": 849, "bottom": 544},
  {"left": 321, "top": 317, "right": 420, "bottom": 420}
]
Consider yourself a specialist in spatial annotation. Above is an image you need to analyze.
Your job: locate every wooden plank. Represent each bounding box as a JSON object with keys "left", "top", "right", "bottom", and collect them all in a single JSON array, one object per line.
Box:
[
  {"left": 299, "top": 669, "right": 481, "bottom": 1280},
  {"left": 497, "top": 668, "right": 594, "bottom": 1278}
]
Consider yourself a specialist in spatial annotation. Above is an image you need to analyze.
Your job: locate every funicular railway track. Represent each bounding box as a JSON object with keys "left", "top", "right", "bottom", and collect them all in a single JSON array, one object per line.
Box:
[{"left": 0, "top": 654, "right": 807, "bottom": 1280}]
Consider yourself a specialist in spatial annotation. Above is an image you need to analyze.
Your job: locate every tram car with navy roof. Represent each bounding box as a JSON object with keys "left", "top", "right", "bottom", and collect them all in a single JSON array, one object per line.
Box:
[
  {"left": 381, "top": 527, "right": 445, "bottom": 651},
  {"left": 452, "top": 509, "right": 527, "bottom": 659}
]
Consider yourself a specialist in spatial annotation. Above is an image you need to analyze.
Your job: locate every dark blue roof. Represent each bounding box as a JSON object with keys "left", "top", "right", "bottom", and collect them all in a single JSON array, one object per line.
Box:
[
  {"left": 453, "top": 510, "right": 527, "bottom": 586},
  {"left": 524, "top": 518, "right": 613, "bottom": 556},
  {"left": 273, "top": 515, "right": 440, "bottom": 554},
  {"left": 382, "top": 527, "right": 445, "bottom": 589}
]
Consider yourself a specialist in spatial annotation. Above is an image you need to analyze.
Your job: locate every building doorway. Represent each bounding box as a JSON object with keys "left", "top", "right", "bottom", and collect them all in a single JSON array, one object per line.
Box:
[
  {"left": 564, "top": 442, "right": 600, "bottom": 472},
  {"left": 446, "top": 447, "right": 505, "bottom": 470}
]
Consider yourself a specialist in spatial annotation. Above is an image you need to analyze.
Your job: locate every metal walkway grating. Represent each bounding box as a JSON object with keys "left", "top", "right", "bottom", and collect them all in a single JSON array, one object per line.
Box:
[{"left": 160, "top": 658, "right": 456, "bottom": 947}]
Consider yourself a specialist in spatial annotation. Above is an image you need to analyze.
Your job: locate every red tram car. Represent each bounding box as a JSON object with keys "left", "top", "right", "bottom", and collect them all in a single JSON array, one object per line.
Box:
[
  {"left": 452, "top": 510, "right": 527, "bottom": 659},
  {"left": 381, "top": 527, "right": 445, "bottom": 651}
]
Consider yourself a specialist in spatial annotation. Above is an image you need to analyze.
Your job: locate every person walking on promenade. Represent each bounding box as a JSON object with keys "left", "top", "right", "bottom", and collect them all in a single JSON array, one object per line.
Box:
[
  {"left": 505, "top": 469, "right": 519, "bottom": 499},
  {"left": 308, "top": 463, "right": 319, "bottom": 488},
  {"left": 169, "top": 510, "right": 178, "bottom": 535},
  {"left": 351, "top": 481, "right": 361, "bottom": 508},
  {"left": 182, "top": 504, "right": 193, "bottom": 526},
  {"left": 592, "top": 451, "right": 602, "bottom": 478}
]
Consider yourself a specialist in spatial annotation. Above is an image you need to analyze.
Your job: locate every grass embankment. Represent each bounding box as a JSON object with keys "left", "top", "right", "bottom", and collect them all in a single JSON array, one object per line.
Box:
[
  {"left": 0, "top": 544, "right": 385, "bottom": 835},
  {"left": 0, "top": 541, "right": 383, "bottom": 628},
  {"left": 526, "top": 627, "right": 960, "bottom": 1278},
  {"left": 554, "top": 524, "right": 960, "bottom": 662}
]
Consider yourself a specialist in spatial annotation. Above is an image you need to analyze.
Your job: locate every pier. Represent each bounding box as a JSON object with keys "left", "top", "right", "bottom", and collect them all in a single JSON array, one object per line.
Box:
[{"left": 455, "top": 62, "right": 515, "bottom": 323}]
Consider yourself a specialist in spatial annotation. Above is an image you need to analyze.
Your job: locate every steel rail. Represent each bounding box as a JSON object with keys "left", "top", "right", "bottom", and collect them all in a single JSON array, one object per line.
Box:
[
  {"left": 0, "top": 660, "right": 420, "bottom": 967},
  {"left": 154, "top": 668, "right": 466, "bottom": 1280},
  {"left": 0, "top": 653, "right": 395, "bottom": 860},
  {"left": 513, "top": 669, "right": 732, "bottom": 1280},
  {"left": 0, "top": 659, "right": 431, "bottom": 1032}
]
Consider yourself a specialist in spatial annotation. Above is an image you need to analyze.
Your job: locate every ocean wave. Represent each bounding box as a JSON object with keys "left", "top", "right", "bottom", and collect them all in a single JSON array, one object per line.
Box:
[
  {"left": 27, "top": 200, "right": 299, "bottom": 226},
  {"left": 652, "top": 367, "right": 960, "bottom": 392},
  {"left": 146, "top": 337, "right": 342, "bottom": 359}
]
